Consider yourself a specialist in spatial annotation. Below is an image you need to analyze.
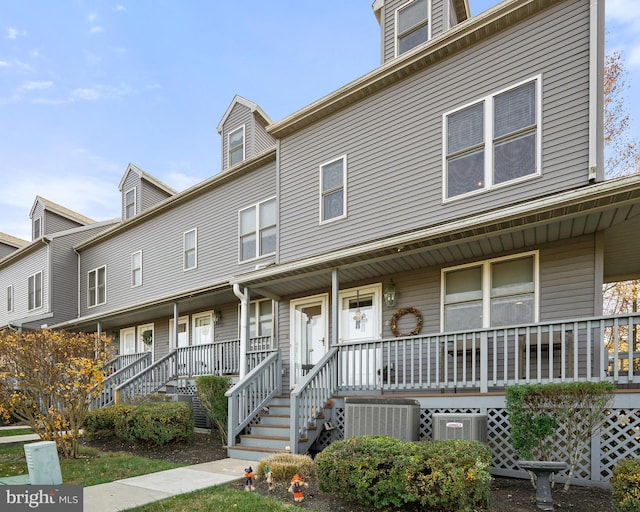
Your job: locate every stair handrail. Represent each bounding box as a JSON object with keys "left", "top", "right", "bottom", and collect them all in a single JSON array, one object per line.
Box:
[
  {"left": 114, "top": 351, "right": 177, "bottom": 404},
  {"left": 225, "top": 350, "right": 281, "bottom": 449},
  {"left": 91, "top": 352, "right": 152, "bottom": 409},
  {"left": 290, "top": 347, "right": 339, "bottom": 454}
]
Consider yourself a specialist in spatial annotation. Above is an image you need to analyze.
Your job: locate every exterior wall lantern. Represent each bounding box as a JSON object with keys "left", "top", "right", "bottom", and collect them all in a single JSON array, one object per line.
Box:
[
  {"left": 383, "top": 280, "right": 397, "bottom": 307},
  {"left": 212, "top": 310, "right": 222, "bottom": 324}
]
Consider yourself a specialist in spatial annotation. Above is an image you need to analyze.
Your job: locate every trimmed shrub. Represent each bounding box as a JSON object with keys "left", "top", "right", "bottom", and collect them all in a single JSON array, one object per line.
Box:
[
  {"left": 117, "top": 401, "right": 194, "bottom": 446},
  {"left": 84, "top": 404, "right": 134, "bottom": 439},
  {"left": 256, "top": 453, "right": 315, "bottom": 482},
  {"left": 195, "top": 375, "right": 231, "bottom": 444},
  {"left": 315, "top": 435, "right": 490, "bottom": 511},
  {"left": 611, "top": 458, "right": 640, "bottom": 512}
]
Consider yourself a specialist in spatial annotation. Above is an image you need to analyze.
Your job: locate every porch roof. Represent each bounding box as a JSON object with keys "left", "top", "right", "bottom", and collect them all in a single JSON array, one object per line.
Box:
[{"left": 231, "top": 174, "right": 640, "bottom": 298}]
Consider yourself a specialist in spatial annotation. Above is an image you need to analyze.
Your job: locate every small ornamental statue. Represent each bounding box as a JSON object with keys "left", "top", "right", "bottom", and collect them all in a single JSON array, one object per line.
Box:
[
  {"left": 288, "top": 473, "right": 308, "bottom": 502},
  {"left": 244, "top": 466, "right": 255, "bottom": 491},
  {"left": 264, "top": 465, "right": 274, "bottom": 491}
]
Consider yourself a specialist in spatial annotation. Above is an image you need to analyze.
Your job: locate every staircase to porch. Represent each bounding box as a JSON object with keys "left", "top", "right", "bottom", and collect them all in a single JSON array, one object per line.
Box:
[{"left": 227, "top": 395, "right": 333, "bottom": 461}]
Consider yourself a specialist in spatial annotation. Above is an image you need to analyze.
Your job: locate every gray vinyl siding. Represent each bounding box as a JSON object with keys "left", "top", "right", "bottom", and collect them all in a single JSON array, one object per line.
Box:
[
  {"left": 78, "top": 163, "right": 276, "bottom": 317},
  {"left": 221, "top": 104, "right": 253, "bottom": 170},
  {"left": 431, "top": 0, "right": 444, "bottom": 37},
  {"left": 254, "top": 121, "right": 276, "bottom": 155},
  {"left": 141, "top": 181, "right": 173, "bottom": 212},
  {"left": 31, "top": 202, "right": 44, "bottom": 239},
  {"left": 121, "top": 171, "right": 140, "bottom": 219},
  {"left": 0, "top": 243, "right": 18, "bottom": 259},
  {"left": 44, "top": 211, "right": 86, "bottom": 235},
  {"left": 278, "top": 0, "right": 590, "bottom": 264}
]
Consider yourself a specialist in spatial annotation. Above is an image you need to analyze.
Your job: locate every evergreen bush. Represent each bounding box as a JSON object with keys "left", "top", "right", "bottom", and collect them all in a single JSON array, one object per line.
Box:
[{"left": 611, "top": 458, "right": 640, "bottom": 512}]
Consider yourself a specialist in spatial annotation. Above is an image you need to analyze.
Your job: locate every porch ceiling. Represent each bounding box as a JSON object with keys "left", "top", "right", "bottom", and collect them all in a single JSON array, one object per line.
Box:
[{"left": 237, "top": 175, "right": 640, "bottom": 298}]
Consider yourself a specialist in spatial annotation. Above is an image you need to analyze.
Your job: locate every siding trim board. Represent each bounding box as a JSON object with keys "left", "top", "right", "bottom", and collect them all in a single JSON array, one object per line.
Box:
[{"left": 268, "top": 0, "right": 563, "bottom": 138}]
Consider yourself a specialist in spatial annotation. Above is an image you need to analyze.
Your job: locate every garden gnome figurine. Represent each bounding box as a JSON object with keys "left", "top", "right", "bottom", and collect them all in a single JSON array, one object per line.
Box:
[
  {"left": 288, "top": 473, "right": 308, "bottom": 502},
  {"left": 244, "top": 466, "right": 255, "bottom": 491},
  {"left": 264, "top": 465, "right": 274, "bottom": 491}
]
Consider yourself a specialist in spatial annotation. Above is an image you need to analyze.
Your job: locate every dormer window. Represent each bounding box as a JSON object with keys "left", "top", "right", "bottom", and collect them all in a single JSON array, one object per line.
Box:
[
  {"left": 33, "top": 217, "right": 41, "bottom": 239},
  {"left": 125, "top": 187, "right": 136, "bottom": 219},
  {"left": 228, "top": 126, "right": 245, "bottom": 167},
  {"left": 396, "top": 0, "right": 429, "bottom": 56}
]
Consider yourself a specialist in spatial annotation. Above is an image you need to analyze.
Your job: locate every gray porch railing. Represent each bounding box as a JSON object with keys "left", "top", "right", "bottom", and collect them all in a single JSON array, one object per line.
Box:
[
  {"left": 336, "top": 313, "right": 640, "bottom": 393},
  {"left": 290, "top": 347, "right": 340, "bottom": 454},
  {"left": 225, "top": 351, "right": 281, "bottom": 449},
  {"left": 115, "top": 350, "right": 177, "bottom": 403},
  {"left": 92, "top": 352, "right": 151, "bottom": 409}
]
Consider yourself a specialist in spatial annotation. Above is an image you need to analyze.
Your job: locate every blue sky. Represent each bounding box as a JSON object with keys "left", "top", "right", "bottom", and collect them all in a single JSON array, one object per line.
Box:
[{"left": 1, "top": 0, "right": 638, "bottom": 242}]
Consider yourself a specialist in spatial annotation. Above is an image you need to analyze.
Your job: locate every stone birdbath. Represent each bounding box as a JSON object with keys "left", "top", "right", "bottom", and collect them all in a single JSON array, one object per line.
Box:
[{"left": 518, "top": 460, "right": 568, "bottom": 511}]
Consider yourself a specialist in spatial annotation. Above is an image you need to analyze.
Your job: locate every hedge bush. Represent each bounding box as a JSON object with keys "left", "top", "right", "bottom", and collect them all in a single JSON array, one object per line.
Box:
[
  {"left": 315, "top": 435, "right": 491, "bottom": 511},
  {"left": 195, "top": 375, "right": 231, "bottom": 444},
  {"left": 84, "top": 404, "right": 134, "bottom": 439},
  {"left": 611, "top": 458, "right": 640, "bottom": 512},
  {"left": 256, "top": 453, "right": 315, "bottom": 482}
]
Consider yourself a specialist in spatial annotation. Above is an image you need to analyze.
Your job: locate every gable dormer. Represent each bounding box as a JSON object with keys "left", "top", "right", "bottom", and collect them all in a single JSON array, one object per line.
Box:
[
  {"left": 0, "top": 232, "right": 28, "bottom": 260},
  {"left": 118, "top": 163, "right": 177, "bottom": 221},
  {"left": 373, "top": 0, "right": 470, "bottom": 64},
  {"left": 217, "top": 95, "right": 275, "bottom": 171},
  {"left": 29, "top": 196, "right": 95, "bottom": 240}
]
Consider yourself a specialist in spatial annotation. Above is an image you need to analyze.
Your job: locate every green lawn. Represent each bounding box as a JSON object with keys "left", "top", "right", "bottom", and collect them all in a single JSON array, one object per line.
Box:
[
  {"left": 0, "top": 443, "right": 183, "bottom": 486},
  {"left": 0, "top": 428, "right": 34, "bottom": 437}
]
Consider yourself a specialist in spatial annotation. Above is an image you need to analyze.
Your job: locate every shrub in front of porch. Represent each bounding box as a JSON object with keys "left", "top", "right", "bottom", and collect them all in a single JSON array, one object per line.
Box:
[
  {"left": 611, "top": 458, "right": 640, "bottom": 512},
  {"left": 315, "top": 435, "right": 491, "bottom": 511},
  {"left": 84, "top": 404, "right": 135, "bottom": 439},
  {"left": 256, "top": 453, "right": 315, "bottom": 482},
  {"left": 195, "top": 375, "right": 231, "bottom": 445}
]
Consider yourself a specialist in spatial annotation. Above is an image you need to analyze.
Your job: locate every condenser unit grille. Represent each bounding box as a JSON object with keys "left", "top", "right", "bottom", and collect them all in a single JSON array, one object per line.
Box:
[
  {"left": 432, "top": 413, "right": 487, "bottom": 443},
  {"left": 345, "top": 398, "right": 420, "bottom": 441}
]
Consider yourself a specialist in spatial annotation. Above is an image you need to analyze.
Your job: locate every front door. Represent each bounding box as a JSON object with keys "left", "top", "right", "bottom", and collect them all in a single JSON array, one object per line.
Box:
[{"left": 290, "top": 294, "right": 329, "bottom": 387}]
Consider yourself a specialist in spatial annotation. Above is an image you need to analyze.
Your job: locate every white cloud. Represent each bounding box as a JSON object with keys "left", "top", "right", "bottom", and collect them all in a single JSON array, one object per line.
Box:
[
  {"left": 115, "top": 5, "right": 126, "bottom": 12},
  {"left": 88, "top": 13, "right": 98, "bottom": 23},
  {"left": 33, "top": 83, "right": 132, "bottom": 104},
  {"left": 89, "top": 26, "right": 104, "bottom": 34},
  {"left": 6, "top": 27, "right": 26, "bottom": 40},
  {"left": 20, "top": 80, "right": 53, "bottom": 91},
  {"left": 0, "top": 60, "right": 9, "bottom": 67}
]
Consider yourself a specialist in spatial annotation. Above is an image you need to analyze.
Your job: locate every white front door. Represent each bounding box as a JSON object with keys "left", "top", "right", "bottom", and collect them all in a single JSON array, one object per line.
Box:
[{"left": 290, "top": 294, "right": 329, "bottom": 387}]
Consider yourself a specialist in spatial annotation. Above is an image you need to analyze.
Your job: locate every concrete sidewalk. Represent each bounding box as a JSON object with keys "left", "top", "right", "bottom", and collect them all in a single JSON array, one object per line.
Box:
[{"left": 1, "top": 426, "right": 253, "bottom": 511}]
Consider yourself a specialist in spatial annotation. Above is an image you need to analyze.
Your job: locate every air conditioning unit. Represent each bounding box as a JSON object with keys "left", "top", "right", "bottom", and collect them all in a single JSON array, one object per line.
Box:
[
  {"left": 24, "top": 441, "right": 63, "bottom": 485},
  {"left": 345, "top": 398, "right": 420, "bottom": 441},
  {"left": 432, "top": 413, "right": 487, "bottom": 443}
]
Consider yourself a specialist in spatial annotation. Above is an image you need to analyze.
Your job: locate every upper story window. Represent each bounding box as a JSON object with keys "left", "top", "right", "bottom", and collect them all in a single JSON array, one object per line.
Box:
[
  {"left": 88, "top": 266, "right": 106, "bottom": 308},
  {"left": 28, "top": 271, "right": 43, "bottom": 311},
  {"left": 131, "top": 250, "right": 142, "bottom": 287},
  {"left": 228, "top": 126, "right": 245, "bottom": 167},
  {"left": 239, "top": 198, "right": 276, "bottom": 262},
  {"left": 396, "top": 0, "right": 429, "bottom": 56},
  {"left": 7, "top": 285, "right": 13, "bottom": 312},
  {"left": 125, "top": 187, "right": 136, "bottom": 219},
  {"left": 320, "top": 155, "right": 347, "bottom": 223},
  {"left": 442, "top": 252, "right": 537, "bottom": 331},
  {"left": 183, "top": 228, "right": 197, "bottom": 270},
  {"left": 444, "top": 76, "right": 541, "bottom": 200},
  {"left": 33, "top": 217, "right": 41, "bottom": 239}
]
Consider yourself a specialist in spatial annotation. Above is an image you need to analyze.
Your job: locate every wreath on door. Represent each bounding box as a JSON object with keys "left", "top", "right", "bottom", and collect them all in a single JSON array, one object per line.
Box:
[{"left": 390, "top": 307, "right": 424, "bottom": 337}]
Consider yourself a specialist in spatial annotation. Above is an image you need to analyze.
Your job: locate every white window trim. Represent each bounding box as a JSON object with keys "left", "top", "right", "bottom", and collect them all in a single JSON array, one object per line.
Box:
[
  {"left": 131, "top": 250, "right": 143, "bottom": 287},
  {"left": 33, "top": 217, "right": 42, "bottom": 239},
  {"left": 238, "top": 197, "right": 277, "bottom": 263},
  {"left": 442, "top": 75, "right": 543, "bottom": 202},
  {"left": 87, "top": 265, "right": 107, "bottom": 308},
  {"left": 228, "top": 125, "right": 246, "bottom": 167},
  {"left": 319, "top": 154, "right": 348, "bottom": 225},
  {"left": 125, "top": 186, "right": 137, "bottom": 219},
  {"left": 120, "top": 326, "right": 136, "bottom": 355},
  {"left": 137, "top": 323, "right": 154, "bottom": 353},
  {"left": 183, "top": 228, "right": 198, "bottom": 271},
  {"left": 242, "top": 299, "right": 274, "bottom": 338},
  {"left": 394, "top": 0, "right": 431, "bottom": 57},
  {"left": 169, "top": 315, "right": 190, "bottom": 349},
  {"left": 28, "top": 271, "right": 43, "bottom": 311},
  {"left": 440, "top": 251, "right": 539, "bottom": 331},
  {"left": 7, "top": 285, "right": 13, "bottom": 313},
  {"left": 192, "top": 311, "right": 215, "bottom": 345}
]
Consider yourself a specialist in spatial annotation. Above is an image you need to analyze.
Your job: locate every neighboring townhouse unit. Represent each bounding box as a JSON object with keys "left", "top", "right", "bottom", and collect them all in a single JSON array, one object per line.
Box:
[
  {"left": 4, "top": 0, "right": 637, "bottom": 486},
  {"left": 0, "top": 233, "right": 27, "bottom": 260}
]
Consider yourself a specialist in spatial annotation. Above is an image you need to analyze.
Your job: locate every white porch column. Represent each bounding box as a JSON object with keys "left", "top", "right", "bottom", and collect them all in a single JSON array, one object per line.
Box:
[
  {"left": 233, "top": 284, "right": 250, "bottom": 378},
  {"left": 331, "top": 269, "right": 339, "bottom": 347}
]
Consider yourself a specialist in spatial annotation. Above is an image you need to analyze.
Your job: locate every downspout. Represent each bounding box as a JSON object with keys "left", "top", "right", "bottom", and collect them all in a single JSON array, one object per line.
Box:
[
  {"left": 233, "top": 283, "right": 250, "bottom": 378},
  {"left": 73, "top": 247, "right": 81, "bottom": 318},
  {"left": 43, "top": 237, "right": 52, "bottom": 320},
  {"left": 588, "top": 0, "right": 605, "bottom": 182}
]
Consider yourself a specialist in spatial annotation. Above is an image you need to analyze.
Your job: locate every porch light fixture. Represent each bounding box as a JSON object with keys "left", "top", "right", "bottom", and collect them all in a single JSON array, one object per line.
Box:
[
  {"left": 383, "top": 280, "right": 397, "bottom": 307},
  {"left": 212, "top": 310, "right": 222, "bottom": 324}
]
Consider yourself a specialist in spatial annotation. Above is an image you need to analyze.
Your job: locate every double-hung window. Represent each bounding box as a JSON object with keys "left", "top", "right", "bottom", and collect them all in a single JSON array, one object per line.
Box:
[
  {"left": 88, "top": 266, "right": 106, "bottom": 308},
  {"left": 396, "top": 0, "right": 429, "bottom": 56},
  {"left": 125, "top": 188, "right": 136, "bottom": 219},
  {"left": 320, "top": 155, "right": 347, "bottom": 223},
  {"left": 184, "top": 228, "right": 197, "bottom": 270},
  {"left": 7, "top": 285, "right": 13, "bottom": 312},
  {"left": 228, "top": 126, "right": 245, "bottom": 167},
  {"left": 442, "top": 253, "right": 537, "bottom": 331},
  {"left": 444, "top": 77, "right": 540, "bottom": 199},
  {"left": 131, "top": 250, "right": 142, "bottom": 287},
  {"left": 33, "top": 217, "right": 41, "bottom": 239},
  {"left": 249, "top": 300, "right": 273, "bottom": 338},
  {"left": 239, "top": 198, "right": 276, "bottom": 261},
  {"left": 28, "top": 272, "right": 42, "bottom": 311}
]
